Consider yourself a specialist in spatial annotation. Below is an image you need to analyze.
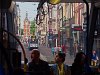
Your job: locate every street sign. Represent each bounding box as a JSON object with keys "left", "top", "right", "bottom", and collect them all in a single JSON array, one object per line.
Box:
[
  {"left": 60, "top": 27, "right": 65, "bottom": 30},
  {"left": 72, "top": 26, "right": 83, "bottom": 31}
]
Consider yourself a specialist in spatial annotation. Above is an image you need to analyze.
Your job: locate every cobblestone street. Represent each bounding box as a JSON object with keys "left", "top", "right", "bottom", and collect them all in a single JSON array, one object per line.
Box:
[{"left": 18, "top": 44, "right": 74, "bottom": 65}]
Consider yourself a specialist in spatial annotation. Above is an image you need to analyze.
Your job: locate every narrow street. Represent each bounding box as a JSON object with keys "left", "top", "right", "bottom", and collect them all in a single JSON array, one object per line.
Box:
[{"left": 18, "top": 43, "right": 74, "bottom": 66}]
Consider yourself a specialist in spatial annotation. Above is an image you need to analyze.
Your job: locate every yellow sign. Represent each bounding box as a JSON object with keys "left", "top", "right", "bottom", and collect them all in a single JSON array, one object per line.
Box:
[{"left": 49, "top": 0, "right": 61, "bottom": 5}]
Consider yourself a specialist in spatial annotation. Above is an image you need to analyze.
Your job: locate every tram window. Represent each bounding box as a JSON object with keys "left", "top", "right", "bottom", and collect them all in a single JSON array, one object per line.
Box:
[{"left": 15, "top": 2, "right": 91, "bottom": 66}]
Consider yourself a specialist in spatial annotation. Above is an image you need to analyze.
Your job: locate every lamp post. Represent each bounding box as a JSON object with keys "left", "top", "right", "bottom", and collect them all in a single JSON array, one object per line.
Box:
[
  {"left": 60, "top": 27, "right": 66, "bottom": 44},
  {"left": 59, "top": 5, "right": 63, "bottom": 46},
  {"left": 61, "top": 6, "right": 63, "bottom": 46}
]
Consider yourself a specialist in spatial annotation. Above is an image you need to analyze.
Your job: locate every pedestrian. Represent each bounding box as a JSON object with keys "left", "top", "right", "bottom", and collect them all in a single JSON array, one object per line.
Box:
[
  {"left": 28, "top": 49, "right": 50, "bottom": 75},
  {"left": 58, "top": 45, "right": 62, "bottom": 53},
  {"left": 91, "top": 50, "right": 99, "bottom": 66},
  {"left": 51, "top": 47, "right": 55, "bottom": 55},
  {"left": 71, "top": 52, "right": 92, "bottom": 75},
  {"left": 61, "top": 44, "right": 66, "bottom": 53},
  {"left": 50, "top": 52, "right": 71, "bottom": 75}
]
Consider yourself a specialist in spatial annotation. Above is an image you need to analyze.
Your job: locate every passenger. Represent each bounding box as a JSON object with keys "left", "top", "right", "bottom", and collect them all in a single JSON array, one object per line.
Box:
[
  {"left": 28, "top": 49, "right": 50, "bottom": 75},
  {"left": 50, "top": 52, "right": 71, "bottom": 75},
  {"left": 91, "top": 50, "right": 99, "bottom": 66},
  {"left": 71, "top": 52, "right": 92, "bottom": 75},
  {"left": 13, "top": 68, "right": 24, "bottom": 75}
]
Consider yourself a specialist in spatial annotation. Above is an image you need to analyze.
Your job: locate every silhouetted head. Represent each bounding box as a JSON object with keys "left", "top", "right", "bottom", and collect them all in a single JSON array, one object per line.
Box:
[
  {"left": 31, "top": 49, "right": 40, "bottom": 61},
  {"left": 55, "top": 52, "right": 66, "bottom": 63},
  {"left": 74, "top": 52, "right": 86, "bottom": 64}
]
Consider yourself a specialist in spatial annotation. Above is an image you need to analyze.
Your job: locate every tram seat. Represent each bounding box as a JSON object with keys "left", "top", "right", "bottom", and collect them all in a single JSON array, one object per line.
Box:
[{"left": 0, "top": 65, "right": 5, "bottom": 75}]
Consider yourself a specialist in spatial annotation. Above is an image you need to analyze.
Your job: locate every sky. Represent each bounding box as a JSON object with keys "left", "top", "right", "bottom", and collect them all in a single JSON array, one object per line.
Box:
[{"left": 16, "top": 2, "right": 39, "bottom": 28}]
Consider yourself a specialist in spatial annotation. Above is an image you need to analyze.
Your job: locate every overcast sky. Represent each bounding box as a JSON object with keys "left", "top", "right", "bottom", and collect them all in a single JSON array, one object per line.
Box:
[{"left": 16, "top": 2, "right": 39, "bottom": 28}]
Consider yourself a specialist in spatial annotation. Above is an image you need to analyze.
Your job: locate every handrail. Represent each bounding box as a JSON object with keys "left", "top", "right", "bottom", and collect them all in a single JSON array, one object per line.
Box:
[
  {"left": 83, "top": 0, "right": 89, "bottom": 54},
  {"left": 0, "top": 42, "right": 13, "bottom": 75},
  {"left": 2, "top": 29, "right": 27, "bottom": 64}
]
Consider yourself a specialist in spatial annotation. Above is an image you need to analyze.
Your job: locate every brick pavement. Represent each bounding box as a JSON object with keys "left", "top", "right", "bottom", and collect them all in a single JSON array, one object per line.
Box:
[
  {"left": 38, "top": 45, "right": 74, "bottom": 65},
  {"left": 38, "top": 45, "right": 54, "bottom": 62},
  {"left": 18, "top": 44, "right": 74, "bottom": 66}
]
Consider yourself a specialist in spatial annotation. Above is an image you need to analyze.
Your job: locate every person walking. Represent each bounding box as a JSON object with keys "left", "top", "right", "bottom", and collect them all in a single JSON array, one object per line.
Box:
[
  {"left": 28, "top": 49, "right": 50, "bottom": 75},
  {"left": 51, "top": 47, "right": 55, "bottom": 55},
  {"left": 61, "top": 45, "right": 67, "bottom": 53},
  {"left": 50, "top": 52, "right": 71, "bottom": 75}
]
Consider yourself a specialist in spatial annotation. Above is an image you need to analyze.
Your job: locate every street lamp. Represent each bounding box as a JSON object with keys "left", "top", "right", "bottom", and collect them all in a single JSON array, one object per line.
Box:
[
  {"left": 60, "top": 27, "right": 66, "bottom": 46},
  {"left": 59, "top": 5, "right": 63, "bottom": 46}
]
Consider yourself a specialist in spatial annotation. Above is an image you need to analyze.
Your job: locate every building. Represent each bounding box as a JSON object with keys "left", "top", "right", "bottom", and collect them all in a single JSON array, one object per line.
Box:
[
  {"left": 48, "top": 4, "right": 58, "bottom": 47},
  {"left": 16, "top": 4, "right": 21, "bottom": 37},
  {"left": 57, "top": 3, "right": 68, "bottom": 46},
  {"left": 23, "top": 12, "right": 30, "bottom": 43},
  {"left": 36, "top": 4, "right": 48, "bottom": 45},
  {"left": 36, "top": 4, "right": 58, "bottom": 47}
]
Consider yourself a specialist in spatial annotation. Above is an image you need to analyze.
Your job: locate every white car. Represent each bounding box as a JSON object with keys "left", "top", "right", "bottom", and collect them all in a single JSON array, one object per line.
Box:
[{"left": 28, "top": 43, "right": 38, "bottom": 51}]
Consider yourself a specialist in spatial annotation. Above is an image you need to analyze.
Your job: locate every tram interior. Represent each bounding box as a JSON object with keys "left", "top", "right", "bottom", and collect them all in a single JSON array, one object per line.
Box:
[{"left": 0, "top": 0, "right": 100, "bottom": 75}]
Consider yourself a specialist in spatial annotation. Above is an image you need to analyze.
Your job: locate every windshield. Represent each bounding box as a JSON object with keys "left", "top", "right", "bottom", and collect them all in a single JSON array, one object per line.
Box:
[
  {"left": 1, "top": 1, "right": 100, "bottom": 75},
  {"left": 7, "top": 1, "right": 100, "bottom": 66}
]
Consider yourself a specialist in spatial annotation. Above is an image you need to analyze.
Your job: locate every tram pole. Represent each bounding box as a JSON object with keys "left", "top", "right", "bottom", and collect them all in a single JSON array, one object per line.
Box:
[{"left": 83, "top": 0, "right": 92, "bottom": 65}]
